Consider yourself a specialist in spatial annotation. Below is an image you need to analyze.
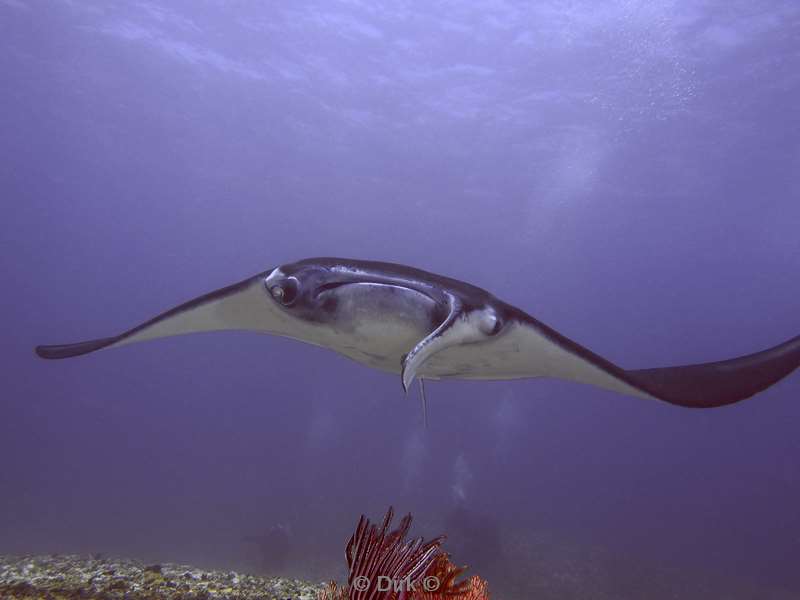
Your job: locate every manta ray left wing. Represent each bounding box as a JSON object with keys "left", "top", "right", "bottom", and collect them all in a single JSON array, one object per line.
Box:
[{"left": 34, "top": 274, "right": 293, "bottom": 359}]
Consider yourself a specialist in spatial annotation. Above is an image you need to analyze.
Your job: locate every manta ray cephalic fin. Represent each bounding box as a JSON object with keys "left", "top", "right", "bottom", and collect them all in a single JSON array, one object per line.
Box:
[
  {"left": 419, "top": 378, "right": 428, "bottom": 429},
  {"left": 401, "top": 293, "right": 502, "bottom": 392}
]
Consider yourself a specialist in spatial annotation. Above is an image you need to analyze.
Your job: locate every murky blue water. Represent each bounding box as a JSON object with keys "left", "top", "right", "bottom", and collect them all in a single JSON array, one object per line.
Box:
[{"left": 2, "top": 2, "right": 799, "bottom": 598}]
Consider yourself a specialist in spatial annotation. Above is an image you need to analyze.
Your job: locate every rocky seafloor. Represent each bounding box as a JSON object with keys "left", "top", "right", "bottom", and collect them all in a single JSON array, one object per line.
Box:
[{"left": 0, "top": 554, "right": 324, "bottom": 600}]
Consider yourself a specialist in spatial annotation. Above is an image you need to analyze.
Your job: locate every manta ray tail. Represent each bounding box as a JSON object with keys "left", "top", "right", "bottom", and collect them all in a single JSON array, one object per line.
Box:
[{"left": 624, "top": 333, "right": 800, "bottom": 408}]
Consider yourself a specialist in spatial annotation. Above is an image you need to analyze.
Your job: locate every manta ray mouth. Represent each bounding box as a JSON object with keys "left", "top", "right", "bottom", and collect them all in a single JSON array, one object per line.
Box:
[
  {"left": 312, "top": 281, "right": 352, "bottom": 297},
  {"left": 312, "top": 280, "right": 435, "bottom": 301}
]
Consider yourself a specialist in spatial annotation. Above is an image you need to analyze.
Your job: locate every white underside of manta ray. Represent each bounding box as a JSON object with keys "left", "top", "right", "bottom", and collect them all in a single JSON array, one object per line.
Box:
[{"left": 36, "top": 257, "right": 800, "bottom": 409}]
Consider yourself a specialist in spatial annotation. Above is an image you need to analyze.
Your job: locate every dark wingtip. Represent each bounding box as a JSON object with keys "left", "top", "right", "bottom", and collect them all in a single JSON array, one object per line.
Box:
[
  {"left": 627, "top": 333, "right": 800, "bottom": 408},
  {"left": 35, "top": 336, "right": 119, "bottom": 359}
]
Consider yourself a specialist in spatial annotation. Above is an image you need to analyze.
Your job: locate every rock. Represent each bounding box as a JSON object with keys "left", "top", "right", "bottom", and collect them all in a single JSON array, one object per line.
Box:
[{"left": 0, "top": 554, "right": 324, "bottom": 600}]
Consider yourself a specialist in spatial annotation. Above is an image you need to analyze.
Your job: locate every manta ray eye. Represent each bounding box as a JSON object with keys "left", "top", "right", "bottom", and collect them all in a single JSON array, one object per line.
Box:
[
  {"left": 479, "top": 308, "right": 503, "bottom": 336},
  {"left": 270, "top": 277, "right": 299, "bottom": 306}
]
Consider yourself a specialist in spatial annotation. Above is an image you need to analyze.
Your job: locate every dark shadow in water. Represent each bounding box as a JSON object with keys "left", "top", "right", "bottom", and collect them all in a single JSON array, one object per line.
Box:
[{"left": 242, "top": 524, "right": 292, "bottom": 575}]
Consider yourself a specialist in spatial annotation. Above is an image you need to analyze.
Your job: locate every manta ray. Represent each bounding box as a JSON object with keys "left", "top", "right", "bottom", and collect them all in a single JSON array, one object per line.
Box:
[{"left": 36, "top": 257, "right": 800, "bottom": 409}]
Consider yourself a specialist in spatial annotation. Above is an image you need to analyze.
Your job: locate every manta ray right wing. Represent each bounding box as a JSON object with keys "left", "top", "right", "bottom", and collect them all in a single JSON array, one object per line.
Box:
[
  {"left": 624, "top": 334, "right": 800, "bottom": 407},
  {"left": 422, "top": 314, "right": 800, "bottom": 408},
  {"left": 520, "top": 316, "right": 800, "bottom": 408}
]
